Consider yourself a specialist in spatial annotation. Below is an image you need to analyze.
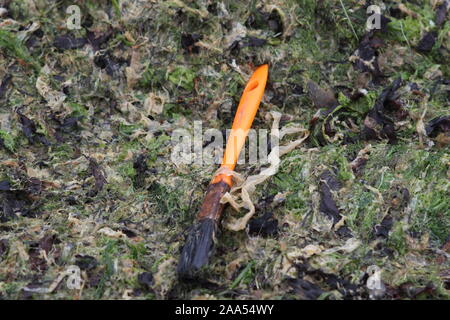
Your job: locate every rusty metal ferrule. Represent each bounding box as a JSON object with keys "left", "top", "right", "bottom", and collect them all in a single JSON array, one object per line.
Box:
[{"left": 196, "top": 181, "right": 230, "bottom": 221}]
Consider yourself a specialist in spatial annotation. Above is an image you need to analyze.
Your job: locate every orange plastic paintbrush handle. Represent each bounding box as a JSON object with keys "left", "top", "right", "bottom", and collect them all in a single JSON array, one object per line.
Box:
[{"left": 212, "top": 64, "right": 268, "bottom": 186}]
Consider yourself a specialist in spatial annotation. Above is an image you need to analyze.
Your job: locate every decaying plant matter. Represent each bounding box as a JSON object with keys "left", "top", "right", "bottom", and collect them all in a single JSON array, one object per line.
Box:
[{"left": 0, "top": 0, "right": 448, "bottom": 300}]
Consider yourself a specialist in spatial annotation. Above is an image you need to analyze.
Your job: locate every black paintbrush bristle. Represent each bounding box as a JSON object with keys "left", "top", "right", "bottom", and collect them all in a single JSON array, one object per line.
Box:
[{"left": 177, "top": 218, "right": 217, "bottom": 279}]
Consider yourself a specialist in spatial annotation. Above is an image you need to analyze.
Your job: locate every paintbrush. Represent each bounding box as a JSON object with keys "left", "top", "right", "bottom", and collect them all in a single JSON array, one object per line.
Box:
[{"left": 178, "top": 64, "right": 269, "bottom": 278}]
